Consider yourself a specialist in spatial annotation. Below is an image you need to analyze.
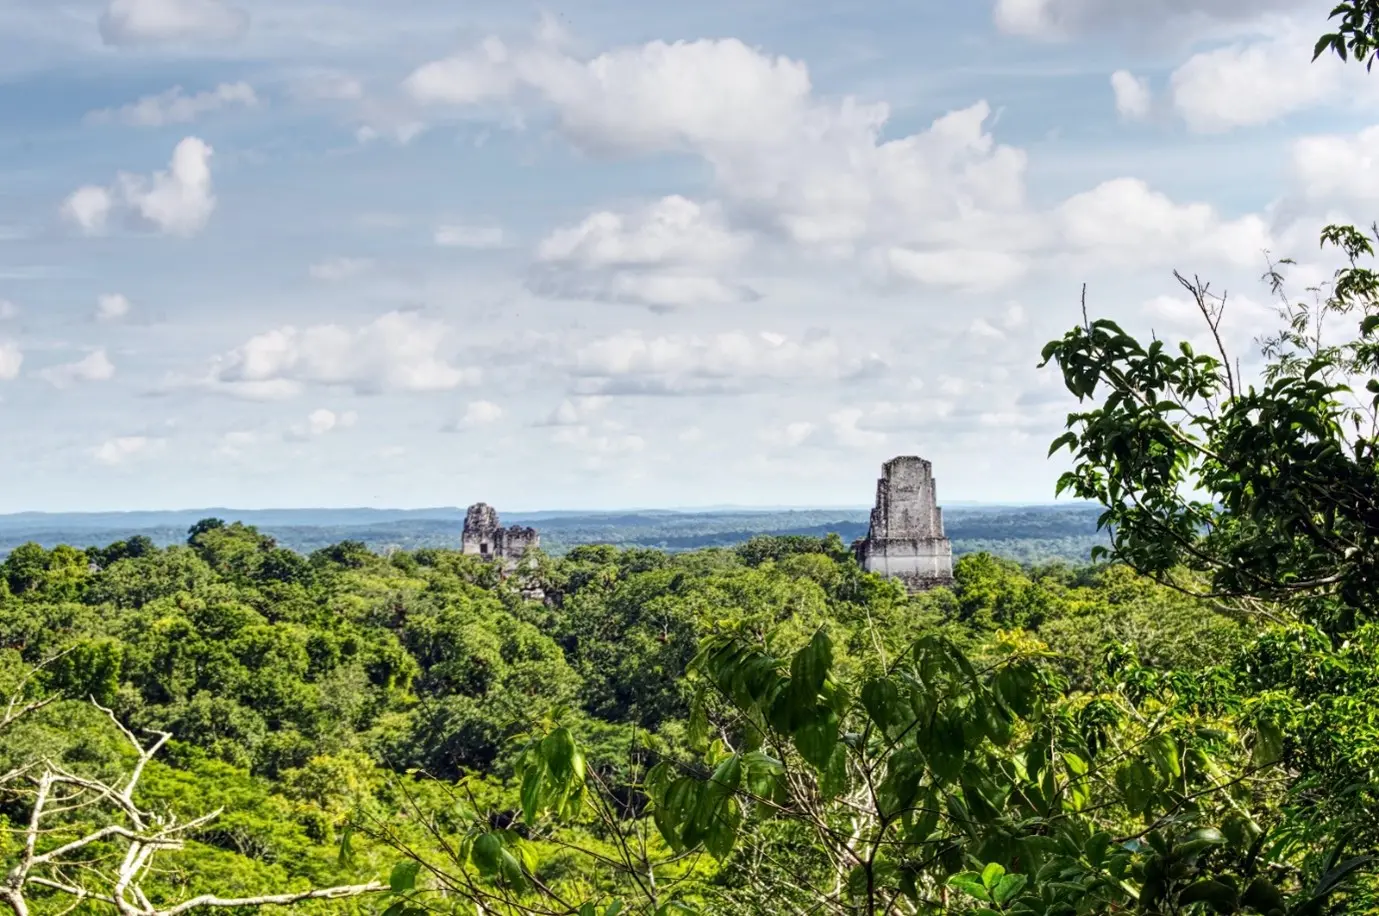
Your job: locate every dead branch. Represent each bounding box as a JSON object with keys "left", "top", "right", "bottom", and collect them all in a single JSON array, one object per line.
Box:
[{"left": 0, "top": 697, "right": 384, "bottom": 916}]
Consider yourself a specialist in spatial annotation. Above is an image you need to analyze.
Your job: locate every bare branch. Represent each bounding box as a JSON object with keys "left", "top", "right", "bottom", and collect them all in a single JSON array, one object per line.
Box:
[{"left": 0, "top": 698, "right": 385, "bottom": 916}]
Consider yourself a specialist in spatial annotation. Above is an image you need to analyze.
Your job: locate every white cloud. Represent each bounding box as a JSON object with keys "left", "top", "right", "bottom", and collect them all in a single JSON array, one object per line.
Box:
[
  {"left": 1110, "top": 70, "right": 1151, "bottom": 120},
  {"left": 87, "top": 82, "right": 258, "bottom": 127},
  {"left": 99, "top": 0, "right": 248, "bottom": 46},
  {"left": 289, "top": 408, "right": 358, "bottom": 439},
  {"left": 0, "top": 301, "right": 17, "bottom": 320},
  {"left": 881, "top": 247, "right": 1028, "bottom": 290},
  {"left": 1293, "top": 125, "right": 1379, "bottom": 202},
  {"left": 62, "top": 186, "right": 114, "bottom": 236},
  {"left": 40, "top": 350, "right": 116, "bottom": 388},
  {"left": 828, "top": 408, "right": 888, "bottom": 449},
  {"left": 405, "top": 36, "right": 1029, "bottom": 258},
  {"left": 533, "top": 196, "right": 756, "bottom": 309},
  {"left": 201, "top": 310, "right": 480, "bottom": 399},
  {"left": 1057, "top": 178, "right": 1272, "bottom": 267},
  {"left": 309, "top": 257, "right": 373, "bottom": 281},
  {"left": 1003, "top": 303, "right": 1027, "bottom": 330},
  {"left": 461, "top": 400, "right": 504, "bottom": 425},
  {"left": 435, "top": 224, "right": 506, "bottom": 248},
  {"left": 567, "top": 329, "right": 852, "bottom": 393},
  {"left": 96, "top": 293, "right": 132, "bottom": 321},
  {"left": 92, "top": 436, "right": 163, "bottom": 466},
  {"left": 542, "top": 396, "right": 608, "bottom": 426},
  {"left": 1169, "top": 29, "right": 1357, "bottom": 133},
  {"left": 63, "top": 138, "right": 216, "bottom": 237},
  {"left": 551, "top": 424, "right": 646, "bottom": 458},
  {"left": 764, "top": 421, "right": 817, "bottom": 448},
  {"left": 0, "top": 342, "right": 21, "bottom": 380}
]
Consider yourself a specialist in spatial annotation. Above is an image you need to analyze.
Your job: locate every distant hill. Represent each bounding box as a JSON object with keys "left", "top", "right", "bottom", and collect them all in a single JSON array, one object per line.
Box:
[{"left": 0, "top": 504, "right": 1108, "bottom": 566}]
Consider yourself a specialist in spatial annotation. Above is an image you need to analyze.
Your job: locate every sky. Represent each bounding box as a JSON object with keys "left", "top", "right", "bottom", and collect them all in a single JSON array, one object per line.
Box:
[{"left": 0, "top": 0, "right": 1374, "bottom": 512}]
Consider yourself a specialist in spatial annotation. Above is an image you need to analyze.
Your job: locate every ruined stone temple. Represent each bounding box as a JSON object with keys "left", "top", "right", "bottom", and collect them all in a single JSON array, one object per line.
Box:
[
  {"left": 852, "top": 456, "right": 955, "bottom": 592},
  {"left": 461, "top": 502, "right": 539, "bottom": 571}
]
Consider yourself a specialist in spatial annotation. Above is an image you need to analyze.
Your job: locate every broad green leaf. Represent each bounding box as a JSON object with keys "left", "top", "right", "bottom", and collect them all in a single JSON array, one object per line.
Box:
[
  {"left": 992, "top": 873, "right": 1027, "bottom": 905},
  {"left": 470, "top": 833, "right": 503, "bottom": 876},
  {"left": 948, "top": 872, "right": 989, "bottom": 901},
  {"left": 388, "top": 860, "right": 420, "bottom": 894},
  {"left": 790, "top": 629, "right": 833, "bottom": 696},
  {"left": 794, "top": 707, "right": 839, "bottom": 770}
]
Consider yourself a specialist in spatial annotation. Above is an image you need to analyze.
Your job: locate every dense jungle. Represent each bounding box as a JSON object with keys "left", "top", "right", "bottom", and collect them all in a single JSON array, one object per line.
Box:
[{"left": 6, "top": 1, "right": 1379, "bottom": 914}]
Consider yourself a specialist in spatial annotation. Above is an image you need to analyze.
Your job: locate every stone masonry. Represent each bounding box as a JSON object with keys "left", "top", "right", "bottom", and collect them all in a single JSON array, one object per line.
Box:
[
  {"left": 461, "top": 502, "right": 539, "bottom": 571},
  {"left": 852, "top": 456, "right": 955, "bottom": 592}
]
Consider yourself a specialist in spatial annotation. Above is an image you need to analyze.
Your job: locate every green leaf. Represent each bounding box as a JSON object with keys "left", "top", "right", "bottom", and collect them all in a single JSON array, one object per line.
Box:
[
  {"left": 819, "top": 742, "right": 849, "bottom": 799},
  {"left": 1177, "top": 827, "right": 1226, "bottom": 857},
  {"left": 981, "top": 862, "right": 1005, "bottom": 890},
  {"left": 790, "top": 629, "right": 832, "bottom": 695},
  {"left": 947, "top": 872, "right": 989, "bottom": 901},
  {"left": 471, "top": 833, "right": 504, "bottom": 876},
  {"left": 520, "top": 762, "right": 543, "bottom": 824},
  {"left": 388, "top": 860, "right": 420, "bottom": 894},
  {"left": 605, "top": 902, "right": 624, "bottom": 916},
  {"left": 794, "top": 707, "right": 839, "bottom": 770},
  {"left": 991, "top": 873, "right": 1027, "bottom": 905},
  {"left": 1176, "top": 878, "right": 1238, "bottom": 912}
]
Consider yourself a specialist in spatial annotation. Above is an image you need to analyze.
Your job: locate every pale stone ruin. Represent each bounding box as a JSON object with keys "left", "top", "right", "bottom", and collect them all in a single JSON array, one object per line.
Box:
[
  {"left": 461, "top": 502, "right": 539, "bottom": 571},
  {"left": 852, "top": 456, "right": 955, "bottom": 592}
]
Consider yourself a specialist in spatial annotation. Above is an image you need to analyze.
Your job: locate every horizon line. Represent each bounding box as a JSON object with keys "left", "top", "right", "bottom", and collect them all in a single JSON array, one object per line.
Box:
[{"left": 0, "top": 499, "right": 1094, "bottom": 519}]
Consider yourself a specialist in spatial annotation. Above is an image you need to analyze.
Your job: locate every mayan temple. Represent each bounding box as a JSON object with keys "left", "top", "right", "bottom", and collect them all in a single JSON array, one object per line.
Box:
[
  {"left": 461, "top": 502, "right": 539, "bottom": 570},
  {"left": 852, "top": 456, "right": 955, "bottom": 592}
]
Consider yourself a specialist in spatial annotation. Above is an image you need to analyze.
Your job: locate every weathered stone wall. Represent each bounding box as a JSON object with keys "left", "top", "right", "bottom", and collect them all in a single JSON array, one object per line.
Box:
[
  {"left": 854, "top": 456, "right": 955, "bottom": 591},
  {"left": 461, "top": 502, "right": 540, "bottom": 567}
]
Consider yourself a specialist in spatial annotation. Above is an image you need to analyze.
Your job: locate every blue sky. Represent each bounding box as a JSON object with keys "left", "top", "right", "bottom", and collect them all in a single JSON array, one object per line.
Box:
[{"left": 0, "top": 0, "right": 1374, "bottom": 512}]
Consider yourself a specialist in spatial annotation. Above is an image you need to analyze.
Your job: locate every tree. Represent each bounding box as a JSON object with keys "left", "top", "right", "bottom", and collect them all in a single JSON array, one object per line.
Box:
[
  {"left": 1314, "top": 0, "right": 1379, "bottom": 69},
  {"left": 0, "top": 658, "right": 384, "bottom": 916}
]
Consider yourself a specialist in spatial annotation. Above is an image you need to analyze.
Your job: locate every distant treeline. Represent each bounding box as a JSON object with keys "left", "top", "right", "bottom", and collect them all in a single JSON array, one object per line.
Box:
[{"left": 0, "top": 505, "right": 1107, "bottom": 565}]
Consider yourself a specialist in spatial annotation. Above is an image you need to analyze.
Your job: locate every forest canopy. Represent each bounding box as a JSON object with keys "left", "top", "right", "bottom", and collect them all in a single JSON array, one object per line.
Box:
[{"left": 7, "top": 2, "right": 1379, "bottom": 915}]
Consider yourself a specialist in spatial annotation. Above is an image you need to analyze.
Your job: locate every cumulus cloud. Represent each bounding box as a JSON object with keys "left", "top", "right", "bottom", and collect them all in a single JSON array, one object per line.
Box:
[
  {"left": 459, "top": 400, "right": 504, "bottom": 426},
  {"left": 309, "top": 257, "right": 372, "bottom": 281},
  {"left": 92, "top": 436, "right": 163, "bottom": 466},
  {"left": 435, "top": 224, "right": 506, "bottom": 248},
  {"left": 828, "top": 408, "right": 888, "bottom": 449},
  {"left": 288, "top": 408, "right": 357, "bottom": 439},
  {"left": 1292, "top": 125, "right": 1379, "bottom": 202},
  {"left": 99, "top": 0, "right": 248, "bottom": 46},
  {"left": 1168, "top": 28, "right": 1360, "bottom": 133},
  {"left": 62, "top": 187, "right": 114, "bottom": 236},
  {"left": 532, "top": 196, "right": 757, "bottom": 309},
  {"left": 408, "top": 26, "right": 1299, "bottom": 289},
  {"left": 199, "top": 310, "right": 480, "bottom": 399},
  {"left": 96, "top": 293, "right": 132, "bottom": 321},
  {"left": 1110, "top": 70, "right": 1151, "bottom": 120},
  {"left": 405, "top": 35, "right": 1030, "bottom": 259},
  {"left": 87, "top": 82, "right": 258, "bottom": 127},
  {"left": 0, "top": 341, "right": 21, "bottom": 380},
  {"left": 881, "top": 247, "right": 1028, "bottom": 291},
  {"left": 1057, "top": 178, "right": 1272, "bottom": 268},
  {"left": 40, "top": 350, "right": 116, "bottom": 388},
  {"left": 63, "top": 138, "right": 216, "bottom": 237}
]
